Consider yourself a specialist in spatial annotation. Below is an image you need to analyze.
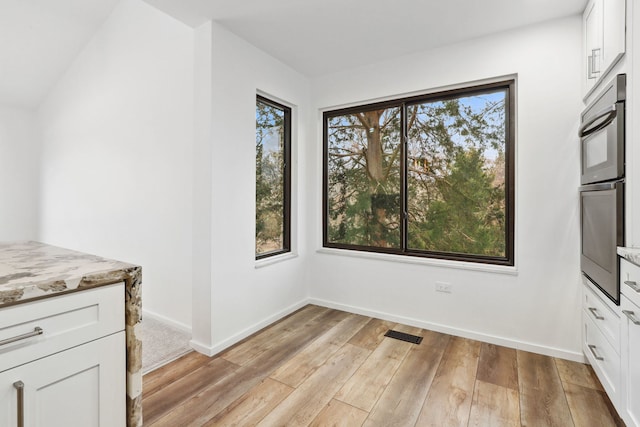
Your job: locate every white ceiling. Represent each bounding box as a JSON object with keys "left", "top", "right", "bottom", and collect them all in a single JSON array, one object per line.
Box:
[
  {"left": 1, "top": 0, "right": 587, "bottom": 109},
  {"left": 145, "top": 0, "right": 588, "bottom": 76},
  {"left": 0, "top": 0, "right": 120, "bottom": 108}
]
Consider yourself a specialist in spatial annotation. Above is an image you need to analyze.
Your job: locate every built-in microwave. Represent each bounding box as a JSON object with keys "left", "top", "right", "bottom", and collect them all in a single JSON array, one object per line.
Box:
[{"left": 579, "top": 74, "right": 625, "bottom": 185}]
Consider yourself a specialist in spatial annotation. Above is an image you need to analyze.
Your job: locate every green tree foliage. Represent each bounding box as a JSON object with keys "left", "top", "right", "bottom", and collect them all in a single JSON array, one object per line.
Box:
[
  {"left": 327, "top": 90, "right": 507, "bottom": 258},
  {"left": 408, "top": 148, "right": 505, "bottom": 256},
  {"left": 256, "top": 101, "right": 285, "bottom": 255},
  {"left": 327, "top": 107, "right": 402, "bottom": 248}
]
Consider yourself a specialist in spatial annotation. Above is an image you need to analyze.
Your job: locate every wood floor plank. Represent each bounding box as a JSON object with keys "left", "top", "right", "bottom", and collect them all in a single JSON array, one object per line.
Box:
[
  {"left": 150, "top": 309, "right": 351, "bottom": 426},
  {"left": 468, "top": 380, "right": 520, "bottom": 427},
  {"left": 142, "top": 308, "right": 613, "bottom": 427},
  {"left": 348, "top": 318, "right": 397, "bottom": 351},
  {"left": 142, "top": 357, "right": 239, "bottom": 425},
  {"left": 476, "top": 343, "right": 519, "bottom": 390},
  {"left": 415, "top": 336, "right": 481, "bottom": 427},
  {"left": 563, "top": 381, "right": 624, "bottom": 427},
  {"left": 142, "top": 351, "right": 211, "bottom": 398},
  {"left": 517, "top": 350, "right": 575, "bottom": 427},
  {"left": 309, "top": 399, "right": 369, "bottom": 427},
  {"left": 257, "top": 343, "right": 370, "bottom": 426},
  {"left": 220, "top": 305, "right": 331, "bottom": 365},
  {"left": 335, "top": 326, "right": 420, "bottom": 411},
  {"left": 270, "top": 313, "right": 371, "bottom": 387},
  {"left": 554, "top": 358, "right": 603, "bottom": 391},
  {"left": 149, "top": 365, "right": 263, "bottom": 427},
  {"left": 363, "top": 329, "right": 450, "bottom": 427},
  {"left": 202, "top": 378, "right": 293, "bottom": 426}
]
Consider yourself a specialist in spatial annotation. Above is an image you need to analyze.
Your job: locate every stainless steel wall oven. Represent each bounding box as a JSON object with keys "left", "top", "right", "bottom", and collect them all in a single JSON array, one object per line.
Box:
[{"left": 579, "top": 74, "right": 625, "bottom": 304}]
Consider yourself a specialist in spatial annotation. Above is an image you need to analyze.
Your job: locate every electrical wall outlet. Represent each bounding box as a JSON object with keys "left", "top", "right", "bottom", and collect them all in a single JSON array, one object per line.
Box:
[{"left": 435, "top": 281, "right": 452, "bottom": 293}]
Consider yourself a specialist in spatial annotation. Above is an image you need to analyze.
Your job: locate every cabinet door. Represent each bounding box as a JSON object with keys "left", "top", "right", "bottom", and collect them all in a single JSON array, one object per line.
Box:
[
  {"left": 622, "top": 296, "right": 640, "bottom": 427},
  {"left": 0, "top": 332, "right": 125, "bottom": 427},
  {"left": 584, "top": 0, "right": 603, "bottom": 92},
  {"left": 584, "top": 311, "right": 621, "bottom": 407},
  {"left": 602, "top": 0, "right": 625, "bottom": 75}
]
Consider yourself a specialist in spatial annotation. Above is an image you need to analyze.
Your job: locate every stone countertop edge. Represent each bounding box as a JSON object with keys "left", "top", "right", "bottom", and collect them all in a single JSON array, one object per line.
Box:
[
  {"left": 0, "top": 241, "right": 139, "bottom": 308},
  {"left": 618, "top": 246, "right": 640, "bottom": 267},
  {"left": 0, "top": 241, "right": 143, "bottom": 427}
]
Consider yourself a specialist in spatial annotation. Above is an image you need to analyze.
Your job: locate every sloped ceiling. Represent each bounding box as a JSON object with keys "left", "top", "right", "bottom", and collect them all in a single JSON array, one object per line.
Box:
[
  {"left": 0, "top": 0, "right": 120, "bottom": 109},
  {"left": 0, "top": 0, "right": 587, "bottom": 109}
]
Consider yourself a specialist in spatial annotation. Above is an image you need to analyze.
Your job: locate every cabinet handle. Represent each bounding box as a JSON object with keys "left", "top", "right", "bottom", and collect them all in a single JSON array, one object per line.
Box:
[
  {"left": 623, "top": 310, "right": 640, "bottom": 325},
  {"left": 624, "top": 280, "right": 640, "bottom": 293},
  {"left": 591, "top": 48, "right": 601, "bottom": 77},
  {"left": 588, "top": 54, "right": 595, "bottom": 79},
  {"left": 13, "top": 381, "right": 24, "bottom": 427},
  {"left": 588, "top": 344, "right": 604, "bottom": 361},
  {"left": 0, "top": 327, "right": 43, "bottom": 347},
  {"left": 588, "top": 307, "right": 604, "bottom": 320}
]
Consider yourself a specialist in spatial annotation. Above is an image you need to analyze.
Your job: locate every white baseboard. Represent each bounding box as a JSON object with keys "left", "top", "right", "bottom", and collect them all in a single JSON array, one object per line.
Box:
[
  {"left": 308, "top": 297, "right": 586, "bottom": 363},
  {"left": 142, "top": 308, "right": 192, "bottom": 334},
  {"left": 185, "top": 296, "right": 585, "bottom": 363},
  {"left": 189, "top": 338, "right": 213, "bottom": 356},
  {"left": 189, "top": 299, "right": 309, "bottom": 357}
]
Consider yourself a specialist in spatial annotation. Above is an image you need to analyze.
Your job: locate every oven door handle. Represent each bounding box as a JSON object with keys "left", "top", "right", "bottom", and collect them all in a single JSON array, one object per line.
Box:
[
  {"left": 579, "top": 105, "right": 617, "bottom": 138},
  {"left": 579, "top": 180, "right": 622, "bottom": 192}
]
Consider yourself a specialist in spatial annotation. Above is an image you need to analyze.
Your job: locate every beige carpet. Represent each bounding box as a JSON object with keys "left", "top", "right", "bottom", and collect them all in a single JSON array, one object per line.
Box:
[{"left": 140, "top": 316, "right": 192, "bottom": 374}]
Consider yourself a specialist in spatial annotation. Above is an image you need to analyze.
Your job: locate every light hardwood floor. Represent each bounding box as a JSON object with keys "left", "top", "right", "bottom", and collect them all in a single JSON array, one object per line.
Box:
[{"left": 142, "top": 305, "right": 624, "bottom": 426}]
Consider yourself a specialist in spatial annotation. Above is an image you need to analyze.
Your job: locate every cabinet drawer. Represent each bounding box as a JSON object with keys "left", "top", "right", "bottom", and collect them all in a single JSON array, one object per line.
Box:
[
  {"left": 0, "top": 283, "right": 124, "bottom": 372},
  {"left": 621, "top": 258, "right": 640, "bottom": 308},
  {"left": 584, "top": 313, "right": 621, "bottom": 407},
  {"left": 584, "top": 283, "right": 620, "bottom": 350}
]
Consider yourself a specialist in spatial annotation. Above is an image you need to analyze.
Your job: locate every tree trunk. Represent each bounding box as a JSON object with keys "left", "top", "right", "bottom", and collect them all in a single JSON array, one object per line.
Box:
[
  {"left": 357, "top": 111, "right": 385, "bottom": 189},
  {"left": 356, "top": 110, "right": 389, "bottom": 246}
]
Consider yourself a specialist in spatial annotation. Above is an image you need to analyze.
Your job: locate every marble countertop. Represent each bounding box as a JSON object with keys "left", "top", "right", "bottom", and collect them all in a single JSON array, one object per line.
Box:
[
  {"left": 618, "top": 246, "right": 640, "bottom": 267},
  {"left": 0, "top": 241, "right": 143, "bottom": 426},
  {"left": 0, "top": 241, "right": 140, "bottom": 307}
]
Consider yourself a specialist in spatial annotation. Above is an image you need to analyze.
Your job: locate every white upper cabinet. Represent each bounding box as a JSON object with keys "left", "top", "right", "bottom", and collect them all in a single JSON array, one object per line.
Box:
[
  {"left": 602, "top": 0, "right": 626, "bottom": 70},
  {"left": 584, "top": 0, "right": 603, "bottom": 93},
  {"left": 583, "top": 0, "right": 626, "bottom": 98}
]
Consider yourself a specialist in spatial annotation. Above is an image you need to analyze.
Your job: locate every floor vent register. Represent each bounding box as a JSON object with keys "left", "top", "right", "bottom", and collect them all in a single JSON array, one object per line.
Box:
[{"left": 384, "top": 330, "right": 423, "bottom": 344}]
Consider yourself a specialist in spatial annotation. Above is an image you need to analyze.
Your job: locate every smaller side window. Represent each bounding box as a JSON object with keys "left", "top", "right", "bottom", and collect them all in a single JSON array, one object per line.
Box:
[{"left": 256, "top": 95, "right": 291, "bottom": 259}]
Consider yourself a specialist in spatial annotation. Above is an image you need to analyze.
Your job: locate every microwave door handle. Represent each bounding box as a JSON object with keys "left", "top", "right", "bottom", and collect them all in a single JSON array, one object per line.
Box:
[{"left": 579, "top": 105, "right": 617, "bottom": 137}]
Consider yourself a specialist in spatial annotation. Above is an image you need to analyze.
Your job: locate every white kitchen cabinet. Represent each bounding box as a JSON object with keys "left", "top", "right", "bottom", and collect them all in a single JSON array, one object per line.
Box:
[
  {"left": 584, "top": 0, "right": 603, "bottom": 93},
  {"left": 0, "top": 333, "right": 125, "bottom": 427},
  {"left": 583, "top": 0, "right": 626, "bottom": 97},
  {"left": 0, "top": 284, "right": 126, "bottom": 427},
  {"left": 582, "top": 276, "right": 621, "bottom": 408},
  {"left": 621, "top": 258, "right": 640, "bottom": 427},
  {"left": 621, "top": 296, "right": 640, "bottom": 427}
]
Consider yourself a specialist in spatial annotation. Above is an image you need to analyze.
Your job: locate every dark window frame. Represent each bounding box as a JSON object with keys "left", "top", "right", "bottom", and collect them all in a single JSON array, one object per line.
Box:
[
  {"left": 322, "top": 79, "right": 515, "bottom": 266},
  {"left": 256, "top": 95, "right": 292, "bottom": 260}
]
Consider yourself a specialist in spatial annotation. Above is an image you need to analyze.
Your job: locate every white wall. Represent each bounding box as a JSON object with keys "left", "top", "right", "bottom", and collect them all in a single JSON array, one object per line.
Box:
[
  {"left": 306, "top": 16, "right": 585, "bottom": 359},
  {"left": 190, "top": 22, "right": 311, "bottom": 354},
  {"left": 24, "top": 1, "right": 587, "bottom": 361},
  {"left": 37, "top": 0, "right": 194, "bottom": 329},
  {"left": 0, "top": 106, "right": 40, "bottom": 240}
]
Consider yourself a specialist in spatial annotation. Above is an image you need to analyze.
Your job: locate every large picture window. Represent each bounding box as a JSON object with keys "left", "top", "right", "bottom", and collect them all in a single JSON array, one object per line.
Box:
[
  {"left": 323, "top": 80, "right": 515, "bottom": 265},
  {"left": 256, "top": 95, "right": 291, "bottom": 259}
]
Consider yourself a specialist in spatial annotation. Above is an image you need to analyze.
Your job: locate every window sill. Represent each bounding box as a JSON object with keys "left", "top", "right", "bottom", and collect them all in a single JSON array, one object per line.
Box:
[
  {"left": 255, "top": 252, "right": 298, "bottom": 269},
  {"left": 316, "top": 247, "right": 518, "bottom": 275}
]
